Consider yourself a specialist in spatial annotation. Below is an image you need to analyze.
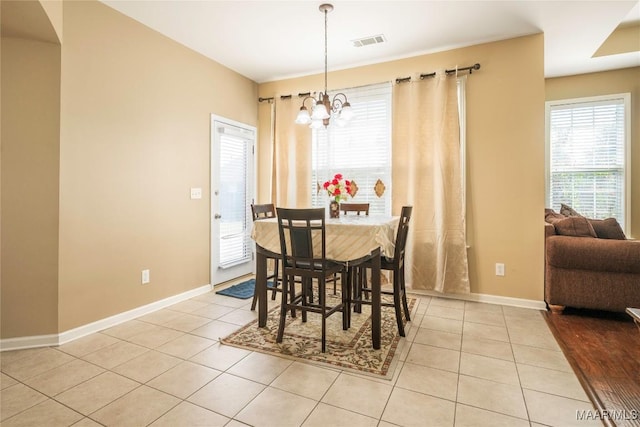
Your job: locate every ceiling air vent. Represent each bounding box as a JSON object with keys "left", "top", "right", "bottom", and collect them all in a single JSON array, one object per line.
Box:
[{"left": 351, "top": 34, "right": 386, "bottom": 48}]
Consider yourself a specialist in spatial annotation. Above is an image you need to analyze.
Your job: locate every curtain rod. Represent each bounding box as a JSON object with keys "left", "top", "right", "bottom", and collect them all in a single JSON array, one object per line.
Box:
[
  {"left": 444, "top": 63, "right": 480, "bottom": 75},
  {"left": 258, "top": 80, "right": 394, "bottom": 102},
  {"left": 259, "top": 63, "right": 480, "bottom": 100},
  {"left": 258, "top": 92, "right": 313, "bottom": 103},
  {"left": 396, "top": 63, "right": 481, "bottom": 84},
  {"left": 258, "top": 81, "right": 392, "bottom": 102}
]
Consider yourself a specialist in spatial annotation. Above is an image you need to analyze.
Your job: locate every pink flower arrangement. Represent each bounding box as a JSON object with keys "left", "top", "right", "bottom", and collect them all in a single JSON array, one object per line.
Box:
[{"left": 323, "top": 173, "right": 352, "bottom": 203}]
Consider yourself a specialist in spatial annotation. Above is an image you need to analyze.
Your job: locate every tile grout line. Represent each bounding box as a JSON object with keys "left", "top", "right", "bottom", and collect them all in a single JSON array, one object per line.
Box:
[{"left": 2, "top": 292, "right": 592, "bottom": 426}]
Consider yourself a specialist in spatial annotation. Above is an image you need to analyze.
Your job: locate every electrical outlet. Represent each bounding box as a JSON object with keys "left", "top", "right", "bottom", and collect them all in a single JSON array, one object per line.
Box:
[
  {"left": 495, "top": 263, "right": 505, "bottom": 276},
  {"left": 141, "top": 269, "right": 150, "bottom": 284}
]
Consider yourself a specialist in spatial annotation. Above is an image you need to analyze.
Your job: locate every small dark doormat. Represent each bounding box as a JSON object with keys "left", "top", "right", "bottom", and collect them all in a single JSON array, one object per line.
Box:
[{"left": 216, "top": 279, "right": 274, "bottom": 299}]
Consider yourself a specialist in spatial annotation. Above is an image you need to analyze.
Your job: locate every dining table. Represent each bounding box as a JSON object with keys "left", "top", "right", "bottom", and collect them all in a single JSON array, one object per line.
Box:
[{"left": 251, "top": 214, "right": 399, "bottom": 350}]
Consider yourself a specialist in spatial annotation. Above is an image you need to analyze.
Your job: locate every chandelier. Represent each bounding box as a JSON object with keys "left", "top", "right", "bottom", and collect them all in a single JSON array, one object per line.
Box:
[{"left": 295, "top": 3, "right": 354, "bottom": 128}]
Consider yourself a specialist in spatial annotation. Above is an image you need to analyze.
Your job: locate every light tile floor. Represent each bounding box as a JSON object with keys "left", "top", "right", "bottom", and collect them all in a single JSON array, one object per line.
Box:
[{"left": 0, "top": 279, "right": 601, "bottom": 427}]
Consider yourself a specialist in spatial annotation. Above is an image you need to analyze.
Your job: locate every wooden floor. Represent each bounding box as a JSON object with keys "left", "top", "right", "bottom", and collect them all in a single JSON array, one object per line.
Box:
[{"left": 544, "top": 308, "right": 640, "bottom": 427}]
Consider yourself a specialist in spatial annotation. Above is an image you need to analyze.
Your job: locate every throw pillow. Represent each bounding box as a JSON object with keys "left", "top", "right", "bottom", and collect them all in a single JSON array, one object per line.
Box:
[
  {"left": 560, "top": 203, "right": 581, "bottom": 217},
  {"left": 588, "top": 218, "right": 626, "bottom": 240},
  {"left": 553, "top": 216, "right": 597, "bottom": 238},
  {"left": 545, "top": 210, "right": 566, "bottom": 224}
]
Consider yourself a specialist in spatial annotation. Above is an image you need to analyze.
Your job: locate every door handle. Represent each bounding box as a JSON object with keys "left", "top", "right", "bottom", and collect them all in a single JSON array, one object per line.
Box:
[{"left": 214, "top": 214, "right": 222, "bottom": 219}]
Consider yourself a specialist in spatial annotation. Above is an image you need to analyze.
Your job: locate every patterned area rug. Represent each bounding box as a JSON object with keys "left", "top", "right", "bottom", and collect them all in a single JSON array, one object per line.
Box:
[{"left": 221, "top": 294, "right": 418, "bottom": 379}]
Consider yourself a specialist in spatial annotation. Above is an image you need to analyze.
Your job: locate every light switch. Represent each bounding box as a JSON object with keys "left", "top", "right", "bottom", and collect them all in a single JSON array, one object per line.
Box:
[
  {"left": 190, "top": 187, "right": 202, "bottom": 199},
  {"left": 141, "top": 269, "right": 150, "bottom": 284}
]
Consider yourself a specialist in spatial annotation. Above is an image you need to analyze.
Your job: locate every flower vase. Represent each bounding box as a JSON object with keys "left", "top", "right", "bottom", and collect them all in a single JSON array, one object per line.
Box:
[{"left": 329, "top": 200, "right": 340, "bottom": 218}]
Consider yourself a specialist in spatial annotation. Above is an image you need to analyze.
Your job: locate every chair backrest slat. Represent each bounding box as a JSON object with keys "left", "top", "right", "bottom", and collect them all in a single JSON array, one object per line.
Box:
[
  {"left": 290, "top": 226, "right": 314, "bottom": 259},
  {"left": 251, "top": 203, "right": 276, "bottom": 221},
  {"left": 394, "top": 206, "right": 413, "bottom": 263},
  {"left": 340, "top": 203, "right": 370, "bottom": 215},
  {"left": 276, "top": 208, "right": 327, "bottom": 272}
]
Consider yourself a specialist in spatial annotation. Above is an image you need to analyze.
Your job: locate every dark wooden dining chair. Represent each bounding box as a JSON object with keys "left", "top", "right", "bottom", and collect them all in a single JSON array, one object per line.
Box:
[
  {"left": 275, "top": 207, "right": 349, "bottom": 352},
  {"left": 251, "top": 203, "right": 276, "bottom": 221},
  {"left": 250, "top": 203, "right": 281, "bottom": 310},
  {"left": 324, "top": 202, "right": 369, "bottom": 295},
  {"left": 352, "top": 206, "right": 413, "bottom": 336},
  {"left": 340, "top": 203, "right": 370, "bottom": 215}
]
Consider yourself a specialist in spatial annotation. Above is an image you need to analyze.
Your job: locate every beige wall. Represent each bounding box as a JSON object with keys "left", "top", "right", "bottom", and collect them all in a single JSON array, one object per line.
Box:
[
  {"left": 546, "top": 67, "right": 640, "bottom": 239},
  {"left": 39, "top": 0, "right": 63, "bottom": 43},
  {"left": 258, "top": 35, "right": 546, "bottom": 301},
  {"left": 1, "top": 37, "right": 61, "bottom": 337},
  {"left": 1, "top": 0, "right": 258, "bottom": 338},
  {"left": 56, "top": 1, "right": 257, "bottom": 332}
]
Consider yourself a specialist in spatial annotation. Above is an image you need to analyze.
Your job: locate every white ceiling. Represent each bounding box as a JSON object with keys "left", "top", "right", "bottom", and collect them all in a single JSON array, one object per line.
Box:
[{"left": 101, "top": 0, "right": 640, "bottom": 83}]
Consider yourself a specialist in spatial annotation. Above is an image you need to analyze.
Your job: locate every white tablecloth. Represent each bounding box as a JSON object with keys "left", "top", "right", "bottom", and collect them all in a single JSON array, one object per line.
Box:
[{"left": 251, "top": 215, "right": 399, "bottom": 262}]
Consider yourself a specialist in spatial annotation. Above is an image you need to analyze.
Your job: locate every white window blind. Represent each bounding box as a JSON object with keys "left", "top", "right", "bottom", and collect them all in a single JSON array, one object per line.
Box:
[
  {"left": 546, "top": 94, "right": 629, "bottom": 230},
  {"left": 218, "top": 126, "right": 253, "bottom": 268},
  {"left": 311, "top": 82, "right": 392, "bottom": 215}
]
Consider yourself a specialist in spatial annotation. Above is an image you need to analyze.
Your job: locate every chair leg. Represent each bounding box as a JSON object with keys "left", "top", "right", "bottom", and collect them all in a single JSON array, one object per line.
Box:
[
  {"left": 301, "top": 277, "right": 310, "bottom": 323},
  {"left": 393, "top": 271, "right": 405, "bottom": 337},
  {"left": 250, "top": 286, "right": 259, "bottom": 311},
  {"left": 361, "top": 269, "right": 370, "bottom": 301},
  {"left": 276, "top": 275, "right": 289, "bottom": 344},
  {"left": 353, "top": 268, "right": 363, "bottom": 314},
  {"left": 399, "top": 264, "right": 411, "bottom": 321},
  {"left": 271, "top": 259, "right": 280, "bottom": 300},
  {"left": 251, "top": 256, "right": 276, "bottom": 311},
  {"left": 319, "top": 278, "right": 327, "bottom": 353},
  {"left": 308, "top": 278, "right": 314, "bottom": 304},
  {"left": 341, "top": 269, "right": 350, "bottom": 330},
  {"left": 289, "top": 275, "right": 297, "bottom": 318}
]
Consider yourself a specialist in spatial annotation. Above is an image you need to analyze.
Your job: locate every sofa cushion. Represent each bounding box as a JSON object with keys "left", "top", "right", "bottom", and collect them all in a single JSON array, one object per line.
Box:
[
  {"left": 553, "top": 216, "right": 597, "bottom": 238},
  {"left": 545, "top": 222, "right": 557, "bottom": 238},
  {"left": 560, "top": 203, "right": 581, "bottom": 217},
  {"left": 546, "top": 235, "right": 640, "bottom": 274},
  {"left": 588, "top": 218, "right": 626, "bottom": 240}
]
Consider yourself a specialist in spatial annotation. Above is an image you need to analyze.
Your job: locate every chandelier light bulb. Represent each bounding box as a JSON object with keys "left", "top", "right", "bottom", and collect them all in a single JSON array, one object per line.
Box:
[
  {"left": 340, "top": 102, "right": 354, "bottom": 121},
  {"left": 295, "top": 106, "right": 311, "bottom": 124},
  {"left": 312, "top": 100, "right": 330, "bottom": 120}
]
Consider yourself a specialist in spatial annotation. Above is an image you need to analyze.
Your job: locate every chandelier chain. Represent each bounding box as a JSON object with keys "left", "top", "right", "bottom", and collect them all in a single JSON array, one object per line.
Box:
[{"left": 324, "top": 6, "right": 328, "bottom": 94}]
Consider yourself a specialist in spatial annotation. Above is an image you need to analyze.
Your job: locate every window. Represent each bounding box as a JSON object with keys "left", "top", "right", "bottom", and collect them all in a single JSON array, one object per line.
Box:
[
  {"left": 311, "top": 82, "right": 392, "bottom": 215},
  {"left": 546, "top": 93, "right": 630, "bottom": 231}
]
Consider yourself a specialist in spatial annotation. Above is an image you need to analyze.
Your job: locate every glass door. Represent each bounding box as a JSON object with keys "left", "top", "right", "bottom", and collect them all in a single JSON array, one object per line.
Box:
[{"left": 211, "top": 115, "right": 255, "bottom": 285}]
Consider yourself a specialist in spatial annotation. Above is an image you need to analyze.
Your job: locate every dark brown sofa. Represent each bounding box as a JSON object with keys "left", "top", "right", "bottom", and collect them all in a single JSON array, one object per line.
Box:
[{"left": 545, "top": 222, "right": 640, "bottom": 313}]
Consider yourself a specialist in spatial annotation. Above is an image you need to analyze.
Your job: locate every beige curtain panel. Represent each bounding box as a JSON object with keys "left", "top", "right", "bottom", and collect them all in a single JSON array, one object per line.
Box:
[
  {"left": 257, "top": 100, "right": 275, "bottom": 203},
  {"left": 272, "top": 98, "right": 312, "bottom": 208},
  {"left": 392, "top": 75, "right": 470, "bottom": 294}
]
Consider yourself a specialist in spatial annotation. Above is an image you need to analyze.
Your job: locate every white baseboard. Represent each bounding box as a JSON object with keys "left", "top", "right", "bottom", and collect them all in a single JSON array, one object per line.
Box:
[
  {"left": 0, "top": 284, "right": 212, "bottom": 352},
  {"left": 0, "top": 333, "right": 60, "bottom": 351},
  {"left": 409, "top": 289, "right": 547, "bottom": 310}
]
